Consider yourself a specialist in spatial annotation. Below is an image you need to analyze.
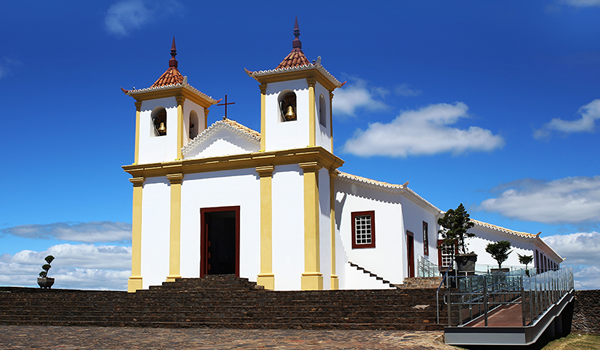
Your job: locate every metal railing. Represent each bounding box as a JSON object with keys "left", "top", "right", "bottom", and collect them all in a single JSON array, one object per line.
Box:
[
  {"left": 442, "top": 267, "right": 574, "bottom": 327},
  {"left": 417, "top": 255, "right": 441, "bottom": 278}
]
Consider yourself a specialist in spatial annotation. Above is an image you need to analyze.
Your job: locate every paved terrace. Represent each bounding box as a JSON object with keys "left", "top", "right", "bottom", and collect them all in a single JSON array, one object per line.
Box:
[{"left": 0, "top": 326, "right": 456, "bottom": 349}]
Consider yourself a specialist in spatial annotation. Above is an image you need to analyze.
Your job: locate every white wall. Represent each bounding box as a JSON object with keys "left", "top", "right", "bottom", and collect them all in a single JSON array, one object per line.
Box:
[
  {"left": 271, "top": 164, "right": 305, "bottom": 290},
  {"left": 183, "top": 99, "right": 205, "bottom": 145},
  {"left": 342, "top": 263, "right": 394, "bottom": 290},
  {"left": 335, "top": 179, "right": 405, "bottom": 286},
  {"left": 400, "top": 195, "right": 439, "bottom": 275},
  {"left": 140, "top": 176, "right": 170, "bottom": 288},
  {"left": 179, "top": 169, "right": 261, "bottom": 280},
  {"left": 463, "top": 226, "right": 535, "bottom": 271},
  {"left": 264, "top": 79, "right": 310, "bottom": 151},
  {"left": 314, "top": 82, "right": 332, "bottom": 152},
  {"left": 183, "top": 128, "right": 260, "bottom": 159},
  {"left": 139, "top": 97, "right": 178, "bottom": 164},
  {"left": 318, "top": 167, "right": 331, "bottom": 290}
]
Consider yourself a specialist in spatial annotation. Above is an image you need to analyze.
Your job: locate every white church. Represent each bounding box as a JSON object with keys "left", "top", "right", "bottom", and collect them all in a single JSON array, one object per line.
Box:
[{"left": 121, "top": 21, "right": 563, "bottom": 293}]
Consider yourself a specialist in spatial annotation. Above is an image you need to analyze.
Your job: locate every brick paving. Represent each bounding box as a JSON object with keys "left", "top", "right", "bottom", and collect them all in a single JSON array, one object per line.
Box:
[{"left": 0, "top": 326, "right": 457, "bottom": 349}]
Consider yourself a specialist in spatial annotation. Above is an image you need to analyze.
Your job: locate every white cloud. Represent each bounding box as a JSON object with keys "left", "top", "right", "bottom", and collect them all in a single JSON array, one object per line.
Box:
[
  {"left": 560, "top": 0, "right": 600, "bottom": 7},
  {"left": 0, "top": 244, "right": 131, "bottom": 290},
  {"left": 395, "top": 83, "right": 422, "bottom": 97},
  {"left": 534, "top": 99, "right": 600, "bottom": 139},
  {"left": 572, "top": 265, "right": 600, "bottom": 290},
  {"left": 543, "top": 232, "right": 600, "bottom": 266},
  {"left": 105, "top": 0, "right": 182, "bottom": 37},
  {"left": 1, "top": 221, "right": 131, "bottom": 243},
  {"left": 332, "top": 78, "right": 389, "bottom": 116},
  {"left": 342, "top": 102, "right": 504, "bottom": 157},
  {"left": 478, "top": 176, "right": 600, "bottom": 224}
]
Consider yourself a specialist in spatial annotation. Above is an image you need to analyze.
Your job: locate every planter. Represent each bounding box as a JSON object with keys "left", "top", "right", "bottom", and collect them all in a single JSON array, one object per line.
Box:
[
  {"left": 491, "top": 268, "right": 510, "bottom": 274},
  {"left": 37, "top": 277, "right": 55, "bottom": 289},
  {"left": 455, "top": 253, "right": 477, "bottom": 275}
]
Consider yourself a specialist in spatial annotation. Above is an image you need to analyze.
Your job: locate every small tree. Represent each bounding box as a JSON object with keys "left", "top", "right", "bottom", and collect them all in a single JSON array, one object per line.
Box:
[
  {"left": 518, "top": 253, "right": 533, "bottom": 272},
  {"left": 485, "top": 241, "right": 512, "bottom": 269},
  {"left": 39, "top": 255, "right": 55, "bottom": 278},
  {"left": 438, "top": 203, "right": 475, "bottom": 256}
]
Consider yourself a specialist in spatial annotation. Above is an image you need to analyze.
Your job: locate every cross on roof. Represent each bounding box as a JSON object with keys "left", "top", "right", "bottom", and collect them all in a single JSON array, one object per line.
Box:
[{"left": 217, "top": 95, "right": 235, "bottom": 119}]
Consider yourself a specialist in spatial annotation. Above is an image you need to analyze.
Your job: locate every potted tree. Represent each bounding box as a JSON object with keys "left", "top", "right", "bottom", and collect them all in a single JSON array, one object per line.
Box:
[
  {"left": 485, "top": 240, "right": 512, "bottom": 273},
  {"left": 518, "top": 253, "right": 533, "bottom": 276},
  {"left": 37, "top": 255, "right": 55, "bottom": 289},
  {"left": 438, "top": 203, "right": 476, "bottom": 275}
]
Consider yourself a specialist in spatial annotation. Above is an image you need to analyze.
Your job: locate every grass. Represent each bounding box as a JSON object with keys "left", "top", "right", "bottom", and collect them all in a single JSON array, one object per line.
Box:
[{"left": 541, "top": 333, "right": 600, "bottom": 350}]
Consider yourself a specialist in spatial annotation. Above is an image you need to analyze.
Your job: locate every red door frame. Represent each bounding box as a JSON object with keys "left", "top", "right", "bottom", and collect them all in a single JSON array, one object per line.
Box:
[
  {"left": 406, "top": 231, "right": 415, "bottom": 278},
  {"left": 200, "top": 206, "right": 240, "bottom": 278}
]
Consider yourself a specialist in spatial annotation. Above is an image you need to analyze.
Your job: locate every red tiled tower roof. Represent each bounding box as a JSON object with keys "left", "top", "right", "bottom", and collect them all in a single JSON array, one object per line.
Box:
[
  {"left": 151, "top": 37, "right": 184, "bottom": 88},
  {"left": 276, "top": 17, "right": 311, "bottom": 69}
]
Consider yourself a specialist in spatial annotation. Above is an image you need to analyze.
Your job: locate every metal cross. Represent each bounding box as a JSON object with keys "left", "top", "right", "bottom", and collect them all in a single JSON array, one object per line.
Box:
[{"left": 217, "top": 95, "right": 235, "bottom": 119}]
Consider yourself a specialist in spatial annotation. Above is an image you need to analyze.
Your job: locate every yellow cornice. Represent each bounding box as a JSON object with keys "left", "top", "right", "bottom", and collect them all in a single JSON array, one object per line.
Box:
[
  {"left": 252, "top": 69, "right": 338, "bottom": 92},
  {"left": 123, "top": 147, "right": 344, "bottom": 178},
  {"left": 131, "top": 86, "right": 215, "bottom": 109}
]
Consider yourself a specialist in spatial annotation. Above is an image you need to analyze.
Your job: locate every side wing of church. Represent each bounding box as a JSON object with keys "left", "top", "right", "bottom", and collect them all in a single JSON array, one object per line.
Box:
[{"left": 121, "top": 23, "right": 563, "bottom": 293}]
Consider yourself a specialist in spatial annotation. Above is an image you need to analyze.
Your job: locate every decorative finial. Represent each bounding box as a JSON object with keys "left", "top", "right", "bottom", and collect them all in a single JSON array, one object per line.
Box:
[
  {"left": 292, "top": 16, "right": 302, "bottom": 51},
  {"left": 169, "top": 36, "right": 178, "bottom": 68}
]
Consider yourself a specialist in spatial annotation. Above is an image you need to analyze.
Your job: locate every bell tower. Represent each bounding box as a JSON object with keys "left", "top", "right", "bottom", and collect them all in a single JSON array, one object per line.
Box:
[
  {"left": 122, "top": 38, "right": 219, "bottom": 165},
  {"left": 246, "top": 18, "right": 343, "bottom": 154}
]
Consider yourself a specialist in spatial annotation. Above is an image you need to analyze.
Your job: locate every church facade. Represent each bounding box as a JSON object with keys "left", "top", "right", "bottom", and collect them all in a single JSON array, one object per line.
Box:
[{"left": 122, "top": 22, "right": 563, "bottom": 293}]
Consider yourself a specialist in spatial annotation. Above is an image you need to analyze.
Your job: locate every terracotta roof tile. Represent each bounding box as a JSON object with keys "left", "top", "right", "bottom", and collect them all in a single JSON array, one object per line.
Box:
[
  {"left": 276, "top": 48, "right": 311, "bottom": 69},
  {"left": 150, "top": 66, "right": 184, "bottom": 88}
]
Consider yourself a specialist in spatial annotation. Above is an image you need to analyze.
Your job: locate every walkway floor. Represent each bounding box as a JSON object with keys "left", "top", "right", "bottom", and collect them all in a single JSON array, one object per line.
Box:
[
  {"left": 468, "top": 303, "right": 524, "bottom": 327},
  {"left": 0, "top": 325, "right": 457, "bottom": 349}
]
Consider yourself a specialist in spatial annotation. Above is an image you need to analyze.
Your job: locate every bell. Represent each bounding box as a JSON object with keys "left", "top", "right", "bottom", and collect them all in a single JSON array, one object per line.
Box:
[
  {"left": 158, "top": 122, "right": 167, "bottom": 135},
  {"left": 284, "top": 105, "right": 296, "bottom": 120}
]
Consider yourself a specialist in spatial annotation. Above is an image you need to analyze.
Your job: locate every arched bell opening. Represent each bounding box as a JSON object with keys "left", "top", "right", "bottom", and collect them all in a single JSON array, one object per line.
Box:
[
  {"left": 151, "top": 107, "right": 167, "bottom": 136},
  {"left": 319, "top": 94, "right": 327, "bottom": 127},
  {"left": 278, "top": 90, "right": 297, "bottom": 122},
  {"left": 189, "top": 110, "right": 199, "bottom": 140}
]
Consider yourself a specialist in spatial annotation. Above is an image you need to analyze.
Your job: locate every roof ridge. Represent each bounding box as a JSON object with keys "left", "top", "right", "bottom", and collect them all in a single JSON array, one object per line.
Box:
[{"left": 182, "top": 118, "right": 260, "bottom": 156}]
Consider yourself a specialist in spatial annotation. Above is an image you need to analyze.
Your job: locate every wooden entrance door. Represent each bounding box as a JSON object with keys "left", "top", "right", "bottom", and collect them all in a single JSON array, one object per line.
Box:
[
  {"left": 200, "top": 206, "right": 240, "bottom": 277},
  {"left": 407, "top": 231, "right": 415, "bottom": 278}
]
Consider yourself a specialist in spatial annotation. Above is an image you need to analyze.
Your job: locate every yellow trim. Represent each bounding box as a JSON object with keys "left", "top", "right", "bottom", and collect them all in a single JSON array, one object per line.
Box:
[
  {"left": 307, "top": 78, "right": 316, "bottom": 147},
  {"left": 129, "top": 86, "right": 216, "bottom": 109},
  {"left": 300, "top": 162, "right": 322, "bottom": 290},
  {"left": 256, "top": 165, "right": 275, "bottom": 290},
  {"left": 329, "top": 92, "right": 334, "bottom": 152},
  {"left": 329, "top": 170, "right": 338, "bottom": 290},
  {"left": 204, "top": 108, "right": 209, "bottom": 132},
  {"left": 134, "top": 102, "right": 142, "bottom": 164},
  {"left": 123, "top": 146, "right": 344, "bottom": 179},
  {"left": 250, "top": 68, "right": 339, "bottom": 92},
  {"left": 166, "top": 173, "right": 183, "bottom": 282},
  {"left": 176, "top": 96, "right": 185, "bottom": 160},
  {"left": 128, "top": 177, "right": 144, "bottom": 293},
  {"left": 260, "top": 84, "right": 267, "bottom": 151}
]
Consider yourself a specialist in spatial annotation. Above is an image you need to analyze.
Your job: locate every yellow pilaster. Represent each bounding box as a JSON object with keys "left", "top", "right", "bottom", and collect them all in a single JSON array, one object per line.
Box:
[
  {"left": 329, "top": 92, "right": 334, "bottom": 152},
  {"left": 260, "top": 84, "right": 267, "bottom": 151},
  {"left": 176, "top": 96, "right": 185, "bottom": 160},
  {"left": 134, "top": 102, "right": 142, "bottom": 165},
  {"left": 329, "top": 170, "right": 339, "bottom": 290},
  {"left": 307, "top": 78, "right": 316, "bottom": 147},
  {"left": 204, "top": 108, "right": 209, "bottom": 131},
  {"left": 166, "top": 173, "right": 183, "bottom": 282},
  {"left": 256, "top": 165, "right": 275, "bottom": 290},
  {"left": 128, "top": 177, "right": 144, "bottom": 293},
  {"left": 299, "top": 162, "right": 322, "bottom": 290}
]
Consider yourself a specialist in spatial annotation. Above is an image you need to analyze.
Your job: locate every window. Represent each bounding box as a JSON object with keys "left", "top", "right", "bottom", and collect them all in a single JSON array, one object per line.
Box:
[
  {"left": 351, "top": 211, "right": 375, "bottom": 249},
  {"left": 423, "top": 221, "right": 429, "bottom": 256},
  {"left": 151, "top": 107, "right": 167, "bottom": 136},
  {"left": 278, "top": 90, "right": 297, "bottom": 121},
  {"left": 319, "top": 94, "right": 326, "bottom": 127},
  {"left": 437, "top": 239, "right": 456, "bottom": 268},
  {"left": 189, "top": 110, "right": 199, "bottom": 140}
]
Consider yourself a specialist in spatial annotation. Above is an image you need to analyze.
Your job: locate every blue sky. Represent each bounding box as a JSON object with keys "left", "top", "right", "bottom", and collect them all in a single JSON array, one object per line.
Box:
[{"left": 1, "top": 0, "right": 599, "bottom": 290}]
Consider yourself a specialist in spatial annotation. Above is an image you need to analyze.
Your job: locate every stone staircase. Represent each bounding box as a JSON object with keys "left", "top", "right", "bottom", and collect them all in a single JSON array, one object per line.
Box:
[
  {"left": 0, "top": 275, "right": 446, "bottom": 330},
  {"left": 397, "top": 277, "right": 444, "bottom": 289}
]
